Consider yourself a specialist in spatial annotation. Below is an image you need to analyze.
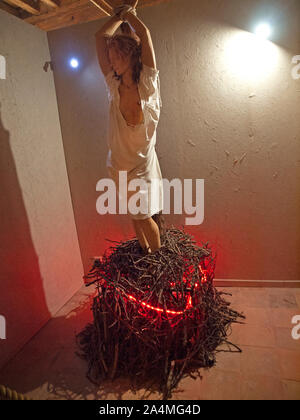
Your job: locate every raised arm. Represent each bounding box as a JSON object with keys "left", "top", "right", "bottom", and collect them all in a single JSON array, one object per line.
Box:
[
  {"left": 94, "top": 15, "right": 123, "bottom": 77},
  {"left": 94, "top": 1, "right": 157, "bottom": 76},
  {"left": 122, "top": 10, "right": 157, "bottom": 70}
]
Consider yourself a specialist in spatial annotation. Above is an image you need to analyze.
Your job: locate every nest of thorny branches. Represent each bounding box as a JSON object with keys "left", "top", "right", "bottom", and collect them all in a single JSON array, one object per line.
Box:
[{"left": 75, "top": 226, "right": 245, "bottom": 400}]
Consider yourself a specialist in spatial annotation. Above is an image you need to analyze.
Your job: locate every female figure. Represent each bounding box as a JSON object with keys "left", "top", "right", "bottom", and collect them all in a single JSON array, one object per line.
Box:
[{"left": 95, "top": 1, "right": 164, "bottom": 254}]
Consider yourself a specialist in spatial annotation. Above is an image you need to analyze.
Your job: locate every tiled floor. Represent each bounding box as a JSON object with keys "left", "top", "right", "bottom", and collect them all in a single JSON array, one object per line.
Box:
[{"left": 0, "top": 286, "right": 299, "bottom": 400}]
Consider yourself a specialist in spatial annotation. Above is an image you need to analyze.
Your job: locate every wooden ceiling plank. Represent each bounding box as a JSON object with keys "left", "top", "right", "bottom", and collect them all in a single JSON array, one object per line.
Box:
[
  {"left": 88, "top": 0, "right": 112, "bottom": 16},
  {"left": 19, "top": 0, "right": 160, "bottom": 32},
  {"left": 24, "top": 0, "right": 89, "bottom": 24},
  {"left": 0, "top": 0, "right": 22, "bottom": 17},
  {"left": 34, "top": 2, "right": 102, "bottom": 31},
  {"left": 3, "top": 0, "right": 40, "bottom": 15},
  {"left": 40, "top": 0, "right": 60, "bottom": 8}
]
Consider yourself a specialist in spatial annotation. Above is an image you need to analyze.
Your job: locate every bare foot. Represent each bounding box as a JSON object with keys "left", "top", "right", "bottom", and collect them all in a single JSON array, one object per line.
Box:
[{"left": 143, "top": 246, "right": 151, "bottom": 255}]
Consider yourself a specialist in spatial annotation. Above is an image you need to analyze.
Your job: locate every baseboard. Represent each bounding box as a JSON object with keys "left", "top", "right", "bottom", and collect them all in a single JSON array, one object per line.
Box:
[{"left": 214, "top": 279, "right": 300, "bottom": 288}]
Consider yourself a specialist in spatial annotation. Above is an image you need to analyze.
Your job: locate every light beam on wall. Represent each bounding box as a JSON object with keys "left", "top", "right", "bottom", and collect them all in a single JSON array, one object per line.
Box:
[
  {"left": 254, "top": 22, "right": 272, "bottom": 40},
  {"left": 224, "top": 30, "right": 278, "bottom": 81}
]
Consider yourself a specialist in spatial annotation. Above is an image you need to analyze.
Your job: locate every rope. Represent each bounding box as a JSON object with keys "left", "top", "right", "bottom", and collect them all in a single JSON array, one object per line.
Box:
[
  {"left": 113, "top": 4, "right": 137, "bottom": 21},
  {"left": 0, "top": 384, "right": 31, "bottom": 400}
]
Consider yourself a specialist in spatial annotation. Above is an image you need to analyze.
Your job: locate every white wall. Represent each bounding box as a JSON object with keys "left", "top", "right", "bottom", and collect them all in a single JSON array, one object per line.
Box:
[
  {"left": 0, "top": 10, "right": 84, "bottom": 369},
  {"left": 47, "top": 0, "right": 300, "bottom": 281}
]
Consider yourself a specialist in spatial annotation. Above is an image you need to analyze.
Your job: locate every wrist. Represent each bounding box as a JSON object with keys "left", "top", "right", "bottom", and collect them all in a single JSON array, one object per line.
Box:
[
  {"left": 114, "top": 13, "right": 123, "bottom": 22},
  {"left": 113, "top": 13, "right": 122, "bottom": 20},
  {"left": 122, "top": 9, "right": 137, "bottom": 19},
  {"left": 113, "top": 5, "right": 137, "bottom": 21}
]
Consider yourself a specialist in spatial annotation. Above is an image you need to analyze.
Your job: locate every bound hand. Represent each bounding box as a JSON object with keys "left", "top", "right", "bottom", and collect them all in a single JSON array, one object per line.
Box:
[{"left": 114, "top": 1, "right": 138, "bottom": 20}]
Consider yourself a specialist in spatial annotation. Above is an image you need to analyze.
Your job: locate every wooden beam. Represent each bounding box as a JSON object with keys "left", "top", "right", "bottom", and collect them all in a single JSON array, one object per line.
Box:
[
  {"left": 0, "top": 0, "right": 22, "bottom": 17},
  {"left": 33, "top": 3, "right": 104, "bottom": 31},
  {"left": 24, "top": 0, "right": 89, "bottom": 24},
  {"left": 3, "top": 0, "right": 40, "bottom": 15},
  {"left": 21, "top": 0, "right": 163, "bottom": 31},
  {"left": 24, "top": 0, "right": 106, "bottom": 31},
  {"left": 40, "top": 0, "right": 60, "bottom": 8},
  {"left": 88, "top": 0, "right": 112, "bottom": 16}
]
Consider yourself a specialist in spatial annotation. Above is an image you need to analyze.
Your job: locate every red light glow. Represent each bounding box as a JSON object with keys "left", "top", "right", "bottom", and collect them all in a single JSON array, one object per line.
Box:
[
  {"left": 91, "top": 262, "right": 209, "bottom": 316},
  {"left": 121, "top": 262, "right": 208, "bottom": 316},
  {"left": 127, "top": 293, "right": 185, "bottom": 315}
]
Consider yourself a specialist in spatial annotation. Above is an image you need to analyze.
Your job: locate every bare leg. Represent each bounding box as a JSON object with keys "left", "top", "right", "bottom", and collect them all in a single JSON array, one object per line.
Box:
[
  {"left": 132, "top": 218, "right": 150, "bottom": 252},
  {"left": 137, "top": 217, "right": 161, "bottom": 253}
]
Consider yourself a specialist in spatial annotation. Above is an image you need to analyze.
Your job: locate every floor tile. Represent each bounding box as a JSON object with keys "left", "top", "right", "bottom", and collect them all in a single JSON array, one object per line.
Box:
[
  {"left": 278, "top": 349, "right": 300, "bottom": 381},
  {"left": 269, "top": 292, "right": 298, "bottom": 309},
  {"left": 275, "top": 328, "right": 300, "bottom": 351},
  {"left": 241, "top": 374, "right": 284, "bottom": 400},
  {"left": 173, "top": 369, "right": 241, "bottom": 400},
  {"left": 239, "top": 345, "right": 281, "bottom": 377},
  {"left": 293, "top": 292, "right": 300, "bottom": 309},
  {"left": 234, "top": 323, "right": 276, "bottom": 348},
  {"left": 214, "top": 349, "right": 242, "bottom": 373},
  {"left": 1, "top": 286, "right": 299, "bottom": 400},
  {"left": 236, "top": 289, "right": 269, "bottom": 308},
  {"left": 281, "top": 380, "right": 300, "bottom": 400},
  {"left": 270, "top": 308, "right": 300, "bottom": 328},
  {"left": 240, "top": 307, "right": 272, "bottom": 326}
]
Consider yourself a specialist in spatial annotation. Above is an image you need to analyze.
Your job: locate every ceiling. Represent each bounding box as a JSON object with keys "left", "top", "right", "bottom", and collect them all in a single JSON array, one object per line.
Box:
[{"left": 0, "top": 0, "right": 165, "bottom": 31}]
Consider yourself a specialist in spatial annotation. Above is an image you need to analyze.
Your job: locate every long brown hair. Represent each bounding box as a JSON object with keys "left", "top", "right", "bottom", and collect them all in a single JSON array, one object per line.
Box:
[{"left": 106, "top": 22, "right": 143, "bottom": 84}]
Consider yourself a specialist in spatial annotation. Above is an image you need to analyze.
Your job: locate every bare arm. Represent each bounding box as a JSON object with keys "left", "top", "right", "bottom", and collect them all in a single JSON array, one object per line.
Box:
[
  {"left": 94, "top": 15, "right": 123, "bottom": 77},
  {"left": 122, "top": 11, "right": 157, "bottom": 70},
  {"left": 94, "top": 1, "right": 157, "bottom": 76}
]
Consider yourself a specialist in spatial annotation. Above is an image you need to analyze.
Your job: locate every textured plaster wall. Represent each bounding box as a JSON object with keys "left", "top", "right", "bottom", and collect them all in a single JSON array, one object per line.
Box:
[
  {"left": 0, "top": 10, "right": 83, "bottom": 369},
  {"left": 47, "top": 0, "right": 300, "bottom": 280}
]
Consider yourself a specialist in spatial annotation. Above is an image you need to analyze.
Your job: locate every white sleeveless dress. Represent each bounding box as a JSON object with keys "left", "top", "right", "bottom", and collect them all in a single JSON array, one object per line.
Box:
[{"left": 104, "top": 63, "right": 164, "bottom": 220}]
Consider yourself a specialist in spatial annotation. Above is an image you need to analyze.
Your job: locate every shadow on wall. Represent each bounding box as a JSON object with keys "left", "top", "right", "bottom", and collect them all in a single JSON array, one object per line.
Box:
[
  {"left": 0, "top": 102, "right": 51, "bottom": 369},
  {"left": 0, "top": 289, "right": 156, "bottom": 400}
]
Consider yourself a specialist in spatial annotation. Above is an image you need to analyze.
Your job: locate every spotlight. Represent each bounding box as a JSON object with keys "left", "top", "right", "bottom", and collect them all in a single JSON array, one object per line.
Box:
[
  {"left": 254, "top": 22, "right": 272, "bottom": 39},
  {"left": 69, "top": 58, "right": 79, "bottom": 69}
]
